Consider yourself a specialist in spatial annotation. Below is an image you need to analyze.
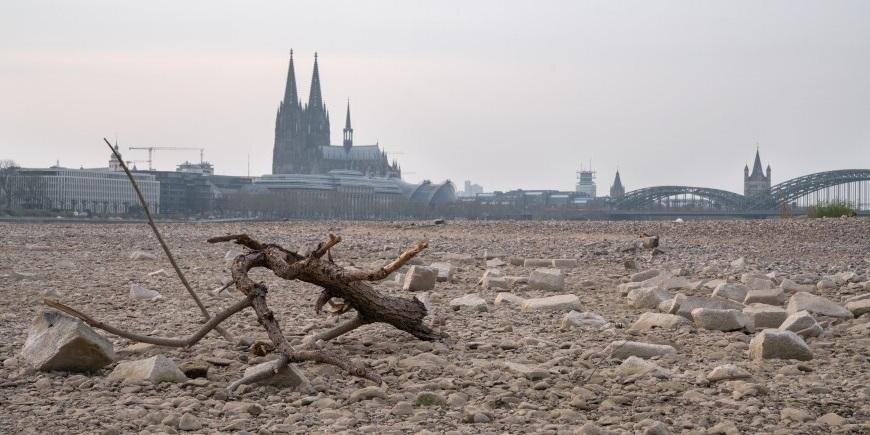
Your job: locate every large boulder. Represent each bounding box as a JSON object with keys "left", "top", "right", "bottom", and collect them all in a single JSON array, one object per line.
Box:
[
  {"left": 521, "top": 294, "right": 581, "bottom": 312},
  {"left": 748, "top": 329, "right": 812, "bottom": 361},
  {"left": 108, "top": 355, "right": 188, "bottom": 383},
  {"left": 712, "top": 283, "right": 750, "bottom": 302},
  {"left": 786, "top": 292, "right": 852, "bottom": 319},
  {"left": 627, "top": 287, "right": 672, "bottom": 309},
  {"left": 20, "top": 311, "right": 115, "bottom": 372},
  {"left": 691, "top": 308, "right": 747, "bottom": 331},
  {"left": 666, "top": 294, "right": 744, "bottom": 319},
  {"left": 528, "top": 268, "right": 565, "bottom": 291},
  {"left": 402, "top": 266, "right": 436, "bottom": 291},
  {"left": 779, "top": 310, "right": 823, "bottom": 338},
  {"left": 429, "top": 262, "right": 455, "bottom": 282},
  {"left": 743, "top": 304, "right": 788, "bottom": 329},
  {"left": 630, "top": 312, "right": 691, "bottom": 330}
]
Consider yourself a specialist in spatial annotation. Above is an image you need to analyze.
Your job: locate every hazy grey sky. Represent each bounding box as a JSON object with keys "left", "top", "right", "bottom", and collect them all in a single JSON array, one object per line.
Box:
[{"left": 1, "top": 1, "right": 868, "bottom": 193}]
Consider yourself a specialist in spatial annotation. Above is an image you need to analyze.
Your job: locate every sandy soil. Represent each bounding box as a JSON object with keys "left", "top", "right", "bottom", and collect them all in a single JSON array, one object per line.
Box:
[{"left": 0, "top": 219, "right": 868, "bottom": 434}]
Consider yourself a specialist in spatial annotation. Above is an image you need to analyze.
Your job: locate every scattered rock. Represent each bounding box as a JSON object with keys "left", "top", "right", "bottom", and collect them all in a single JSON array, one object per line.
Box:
[
  {"left": 691, "top": 308, "right": 747, "bottom": 331},
  {"left": 748, "top": 329, "right": 813, "bottom": 361},
  {"left": 552, "top": 258, "right": 579, "bottom": 268},
  {"left": 528, "top": 268, "right": 565, "bottom": 291},
  {"left": 816, "top": 412, "right": 845, "bottom": 427},
  {"left": 504, "top": 361, "right": 548, "bottom": 380},
  {"left": 349, "top": 386, "right": 387, "bottom": 402},
  {"left": 781, "top": 407, "right": 813, "bottom": 423},
  {"left": 712, "top": 283, "right": 749, "bottom": 302},
  {"left": 129, "top": 283, "right": 162, "bottom": 301},
  {"left": 779, "top": 310, "right": 823, "bottom": 338},
  {"left": 780, "top": 278, "right": 816, "bottom": 293},
  {"left": 630, "top": 312, "right": 690, "bottom": 330},
  {"left": 20, "top": 311, "right": 115, "bottom": 372},
  {"left": 402, "top": 266, "right": 436, "bottom": 291},
  {"left": 845, "top": 298, "right": 870, "bottom": 317},
  {"left": 108, "top": 355, "right": 189, "bottom": 383},
  {"left": 242, "top": 359, "right": 308, "bottom": 388},
  {"left": 178, "top": 360, "right": 209, "bottom": 378},
  {"left": 178, "top": 413, "right": 202, "bottom": 431},
  {"left": 129, "top": 250, "right": 158, "bottom": 261},
  {"left": 706, "top": 364, "right": 752, "bottom": 382},
  {"left": 524, "top": 258, "right": 554, "bottom": 267},
  {"left": 494, "top": 292, "right": 525, "bottom": 306},
  {"left": 787, "top": 292, "right": 852, "bottom": 319},
  {"left": 561, "top": 310, "right": 610, "bottom": 330},
  {"left": 606, "top": 340, "right": 676, "bottom": 360},
  {"left": 627, "top": 286, "right": 672, "bottom": 309},
  {"left": 743, "top": 304, "right": 788, "bottom": 329},
  {"left": 520, "top": 294, "right": 581, "bottom": 312},
  {"left": 449, "top": 294, "right": 488, "bottom": 312},
  {"left": 743, "top": 288, "right": 786, "bottom": 305},
  {"left": 617, "top": 356, "right": 670, "bottom": 378},
  {"left": 630, "top": 269, "right": 660, "bottom": 282},
  {"left": 429, "top": 262, "right": 455, "bottom": 282},
  {"left": 667, "top": 294, "right": 744, "bottom": 319}
]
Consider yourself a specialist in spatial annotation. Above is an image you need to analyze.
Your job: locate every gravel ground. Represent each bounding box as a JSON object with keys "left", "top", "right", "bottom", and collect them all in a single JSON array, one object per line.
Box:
[{"left": 0, "top": 219, "right": 868, "bottom": 434}]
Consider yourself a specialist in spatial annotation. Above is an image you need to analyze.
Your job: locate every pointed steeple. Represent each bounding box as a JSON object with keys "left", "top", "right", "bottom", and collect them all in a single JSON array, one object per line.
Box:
[
  {"left": 308, "top": 52, "right": 323, "bottom": 109},
  {"left": 283, "top": 49, "right": 298, "bottom": 105},
  {"left": 343, "top": 99, "right": 353, "bottom": 151},
  {"left": 750, "top": 149, "right": 765, "bottom": 178},
  {"left": 610, "top": 170, "right": 625, "bottom": 199}
]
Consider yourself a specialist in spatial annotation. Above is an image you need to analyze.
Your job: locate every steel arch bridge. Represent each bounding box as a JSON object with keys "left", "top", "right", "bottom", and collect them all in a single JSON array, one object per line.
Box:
[
  {"left": 614, "top": 169, "right": 870, "bottom": 211},
  {"left": 751, "top": 169, "right": 870, "bottom": 209},
  {"left": 614, "top": 186, "right": 746, "bottom": 210}
]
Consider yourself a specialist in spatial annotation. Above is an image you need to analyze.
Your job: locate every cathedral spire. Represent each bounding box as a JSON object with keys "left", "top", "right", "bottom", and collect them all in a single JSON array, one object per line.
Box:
[
  {"left": 343, "top": 98, "right": 353, "bottom": 150},
  {"left": 308, "top": 52, "right": 323, "bottom": 109},
  {"left": 750, "top": 148, "right": 764, "bottom": 178},
  {"left": 283, "top": 49, "right": 298, "bottom": 106}
]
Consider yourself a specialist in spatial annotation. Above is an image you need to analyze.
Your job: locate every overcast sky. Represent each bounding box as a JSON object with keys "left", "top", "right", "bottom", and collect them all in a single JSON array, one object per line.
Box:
[{"left": 1, "top": 1, "right": 868, "bottom": 193}]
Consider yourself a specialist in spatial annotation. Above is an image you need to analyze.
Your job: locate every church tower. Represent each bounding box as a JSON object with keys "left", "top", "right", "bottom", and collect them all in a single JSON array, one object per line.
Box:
[
  {"left": 272, "top": 50, "right": 303, "bottom": 174},
  {"left": 610, "top": 170, "right": 625, "bottom": 199},
  {"left": 744, "top": 148, "right": 771, "bottom": 197},
  {"left": 343, "top": 100, "right": 353, "bottom": 151},
  {"left": 303, "top": 52, "right": 330, "bottom": 173}
]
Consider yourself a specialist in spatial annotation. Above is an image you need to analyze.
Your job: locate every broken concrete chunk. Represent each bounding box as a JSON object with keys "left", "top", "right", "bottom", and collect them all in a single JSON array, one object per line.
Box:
[
  {"left": 779, "top": 310, "right": 823, "bottom": 338},
  {"left": 786, "top": 292, "right": 852, "bottom": 319},
  {"left": 748, "top": 329, "right": 812, "bottom": 361},
  {"left": 561, "top": 310, "right": 610, "bottom": 330},
  {"left": 606, "top": 340, "right": 676, "bottom": 360},
  {"left": 521, "top": 294, "right": 580, "bottom": 312},
  {"left": 691, "top": 308, "right": 747, "bottom": 332},
  {"left": 449, "top": 294, "right": 488, "bottom": 312},
  {"left": 630, "top": 312, "right": 691, "bottom": 330},
  {"left": 743, "top": 304, "right": 788, "bottom": 329},
  {"left": 429, "top": 262, "right": 455, "bottom": 282},
  {"left": 712, "top": 283, "right": 750, "bottom": 302}
]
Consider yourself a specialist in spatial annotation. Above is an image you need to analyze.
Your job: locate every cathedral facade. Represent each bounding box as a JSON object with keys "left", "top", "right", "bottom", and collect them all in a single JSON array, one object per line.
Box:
[{"left": 271, "top": 52, "right": 400, "bottom": 177}]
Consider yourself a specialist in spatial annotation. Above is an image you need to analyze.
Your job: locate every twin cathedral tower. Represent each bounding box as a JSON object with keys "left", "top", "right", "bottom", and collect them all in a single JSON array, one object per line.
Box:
[{"left": 271, "top": 51, "right": 400, "bottom": 177}]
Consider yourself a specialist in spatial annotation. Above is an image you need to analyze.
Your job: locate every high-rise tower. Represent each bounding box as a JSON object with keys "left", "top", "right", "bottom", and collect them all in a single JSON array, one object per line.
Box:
[{"left": 272, "top": 50, "right": 303, "bottom": 174}]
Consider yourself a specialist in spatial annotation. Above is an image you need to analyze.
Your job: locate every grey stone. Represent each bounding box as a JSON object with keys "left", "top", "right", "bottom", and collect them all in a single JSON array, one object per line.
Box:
[
  {"left": 242, "top": 359, "right": 309, "bottom": 389},
  {"left": 712, "top": 283, "right": 750, "bottom": 302},
  {"left": 523, "top": 258, "right": 554, "bottom": 267},
  {"left": 429, "top": 262, "right": 455, "bottom": 282},
  {"left": 494, "top": 292, "right": 525, "bottom": 306},
  {"left": 630, "top": 312, "right": 691, "bottom": 330},
  {"left": 630, "top": 269, "right": 660, "bottom": 282},
  {"left": 706, "top": 364, "right": 751, "bottom": 382},
  {"left": 617, "top": 356, "right": 671, "bottom": 378},
  {"left": 667, "top": 294, "right": 744, "bottom": 319},
  {"left": 748, "top": 329, "right": 813, "bottom": 361},
  {"left": 780, "top": 278, "right": 815, "bottom": 294},
  {"left": 349, "top": 386, "right": 387, "bottom": 402},
  {"left": 606, "top": 340, "right": 676, "bottom": 360},
  {"left": 730, "top": 257, "right": 747, "bottom": 270},
  {"left": 129, "top": 250, "right": 158, "bottom": 261},
  {"left": 552, "top": 258, "right": 579, "bottom": 268},
  {"left": 20, "top": 311, "right": 115, "bottom": 372},
  {"left": 743, "top": 288, "right": 786, "bottom": 305},
  {"left": 779, "top": 310, "right": 823, "bottom": 338},
  {"left": 504, "top": 361, "right": 548, "bottom": 380},
  {"left": 402, "top": 266, "right": 436, "bottom": 291},
  {"left": 561, "top": 310, "right": 610, "bottom": 330},
  {"left": 449, "top": 294, "right": 488, "bottom": 312},
  {"left": 816, "top": 278, "right": 837, "bottom": 290},
  {"left": 743, "top": 304, "right": 788, "bottom": 329},
  {"left": 108, "top": 355, "right": 188, "bottom": 383},
  {"left": 845, "top": 298, "right": 870, "bottom": 317},
  {"left": 507, "top": 256, "right": 525, "bottom": 266},
  {"left": 178, "top": 413, "right": 201, "bottom": 431},
  {"left": 627, "top": 286, "right": 672, "bottom": 309},
  {"left": 528, "top": 268, "right": 565, "bottom": 291},
  {"left": 485, "top": 258, "right": 506, "bottom": 268},
  {"left": 521, "top": 294, "right": 581, "bottom": 312},
  {"left": 129, "top": 283, "right": 162, "bottom": 301},
  {"left": 691, "top": 308, "right": 747, "bottom": 331},
  {"left": 787, "top": 292, "right": 852, "bottom": 319}
]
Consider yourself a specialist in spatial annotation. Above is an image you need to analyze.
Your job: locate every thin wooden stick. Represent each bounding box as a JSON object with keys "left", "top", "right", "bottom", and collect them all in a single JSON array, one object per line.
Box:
[
  {"left": 103, "top": 138, "right": 234, "bottom": 342},
  {"left": 44, "top": 297, "right": 251, "bottom": 348},
  {"left": 340, "top": 240, "right": 428, "bottom": 281}
]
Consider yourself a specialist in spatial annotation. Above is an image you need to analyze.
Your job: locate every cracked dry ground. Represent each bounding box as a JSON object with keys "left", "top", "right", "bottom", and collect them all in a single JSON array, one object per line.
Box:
[{"left": 0, "top": 219, "right": 868, "bottom": 434}]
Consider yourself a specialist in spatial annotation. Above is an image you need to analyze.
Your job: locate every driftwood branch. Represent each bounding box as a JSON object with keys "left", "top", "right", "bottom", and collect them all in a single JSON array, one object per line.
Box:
[
  {"left": 103, "top": 138, "right": 235, "bottom": 343},
  {"left": 339, "top": 240, "right": 429, "bottom": 282},
  {"left": 44, "top": 297, "right": 251, "bottom": 348}
]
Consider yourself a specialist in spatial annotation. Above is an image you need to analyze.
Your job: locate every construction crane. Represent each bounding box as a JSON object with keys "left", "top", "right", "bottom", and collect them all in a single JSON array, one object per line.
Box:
[{"left": 127, "top": 147, "right": 205, "bottom": 171}]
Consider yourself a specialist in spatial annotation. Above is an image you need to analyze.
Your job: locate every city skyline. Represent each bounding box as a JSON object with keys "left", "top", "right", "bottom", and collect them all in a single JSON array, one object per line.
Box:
[{"left": 2, "top": 1, "right": 869, "bottom": 194}]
